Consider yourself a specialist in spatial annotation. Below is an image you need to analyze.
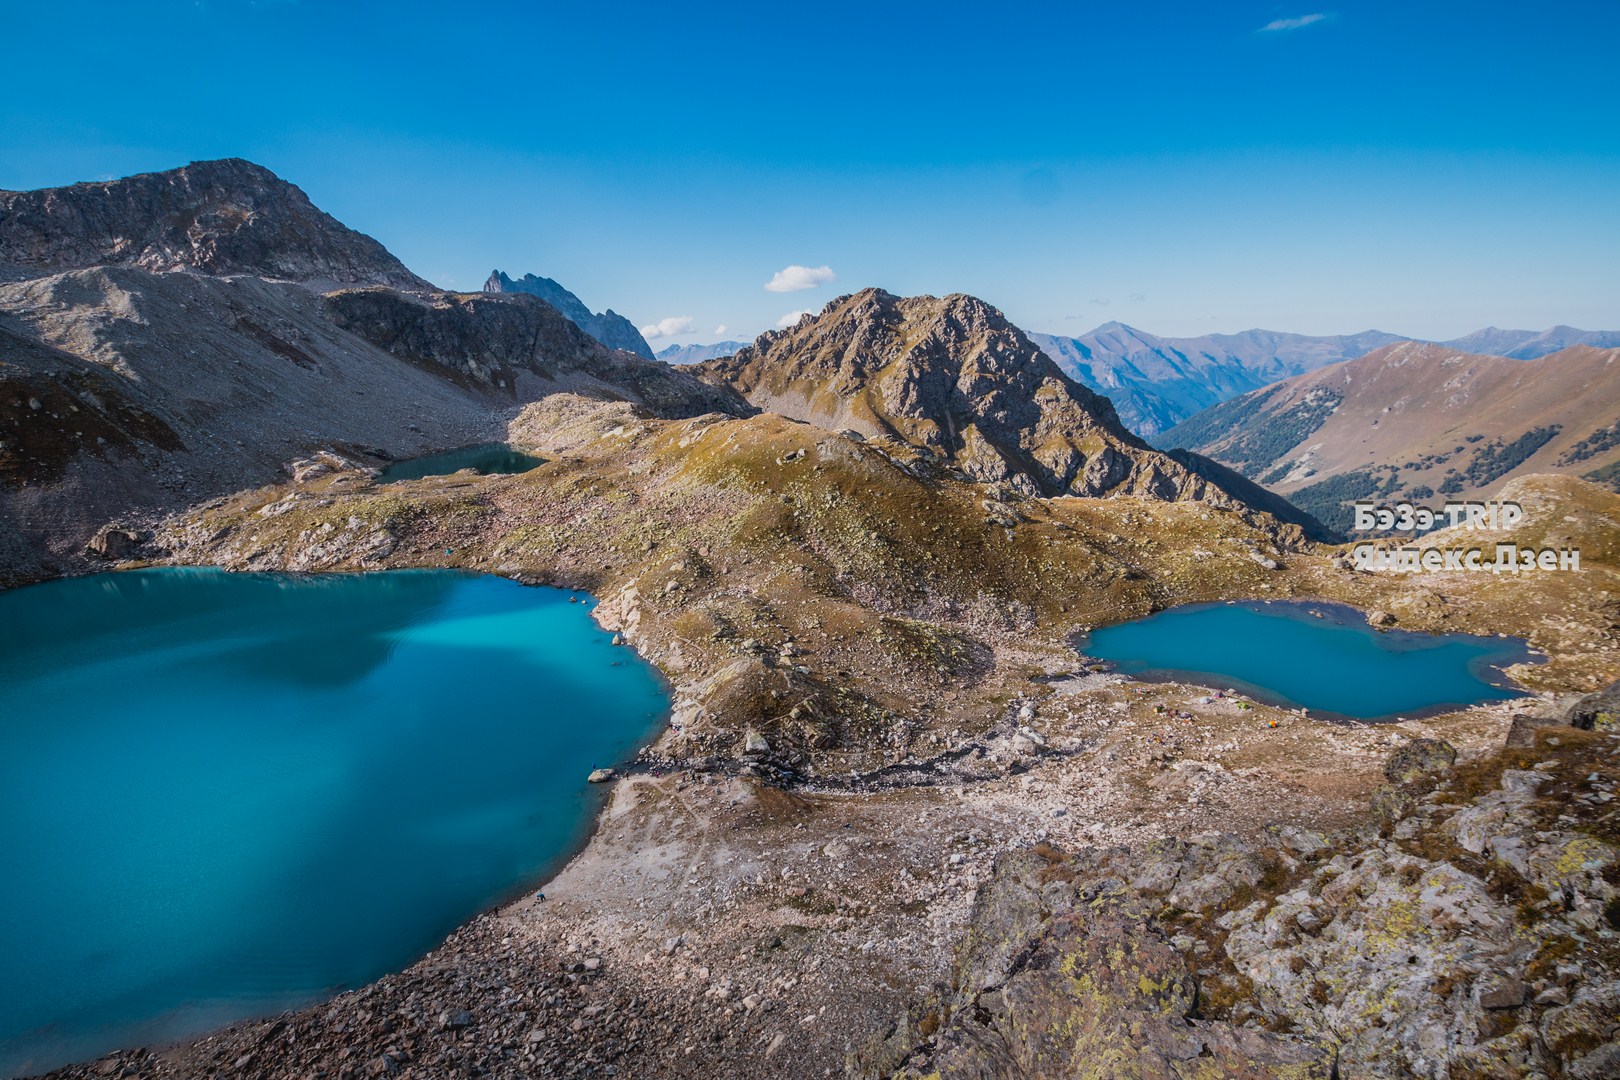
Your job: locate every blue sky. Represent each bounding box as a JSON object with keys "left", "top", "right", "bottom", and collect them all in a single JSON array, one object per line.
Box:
[{"left": 3, "top": 1, "right": 1617, "bottom": 343}]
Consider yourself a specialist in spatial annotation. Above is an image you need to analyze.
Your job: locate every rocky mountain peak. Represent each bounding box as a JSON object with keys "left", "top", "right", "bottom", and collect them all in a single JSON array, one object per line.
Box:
[
  {"left": 0, "top": 158, "right": 430, "bottom": 290},
  {"left": 692, "top": 287, "right": 1327, "bottom": 536},
  {"left": 483, "top": 269, "right": 654, "bottom": 359}
]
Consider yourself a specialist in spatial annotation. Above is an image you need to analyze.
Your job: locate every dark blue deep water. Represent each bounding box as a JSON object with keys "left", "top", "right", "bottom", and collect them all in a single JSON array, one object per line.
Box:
[
  {"left": 0, "top": 569, "right": 667, "bottom": 1077},
  {"left": 378, "top": 443, "right": 543, "bottom": 483},
  {"left": 1079, "top": 600, "right": 1533, "bottom": 722}
]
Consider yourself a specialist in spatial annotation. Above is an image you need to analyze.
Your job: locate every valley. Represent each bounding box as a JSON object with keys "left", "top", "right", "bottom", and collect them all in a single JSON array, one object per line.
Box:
[
  {"left": 1160, "top": 342, "right": 1620, "bottom": 534},
  {"left": 1, "top": 160, "right": 1617, "bottom": 1080}
]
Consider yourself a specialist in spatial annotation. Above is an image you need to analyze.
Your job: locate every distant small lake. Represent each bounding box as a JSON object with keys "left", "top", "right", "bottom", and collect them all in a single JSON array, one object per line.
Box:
[
  {"left": 1078, "top": 600, "right": 1534, "bottom": 722},
  {"left": 378, "top": 443, "right": 542, "bottom": 483},
  {"left": 0, "top": 569, "right": 666, "bottom": 1077}
]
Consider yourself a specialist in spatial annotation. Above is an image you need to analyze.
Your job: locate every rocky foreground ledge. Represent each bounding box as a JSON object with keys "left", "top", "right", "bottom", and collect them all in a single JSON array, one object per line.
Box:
[
  {"left": 870, "top": 718, "right": 1620, "bottom": 1079},
  {"left": 47, "top": 711, "right": 1620, "bottom": 1080}
]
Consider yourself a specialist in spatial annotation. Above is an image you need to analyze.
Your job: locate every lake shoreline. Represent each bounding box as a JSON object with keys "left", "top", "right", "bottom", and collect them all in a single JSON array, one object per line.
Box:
[{"left": 20, "top": 458, "right": 1620, "bottom": 1078}]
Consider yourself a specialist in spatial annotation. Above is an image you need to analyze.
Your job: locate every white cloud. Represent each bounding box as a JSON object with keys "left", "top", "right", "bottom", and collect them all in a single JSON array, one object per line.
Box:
[
  {"left": 1259, "top": 13, "right": 1328, "bottom": 31},
  {"left": 640, "top": 315, "right": 695, "bottom": 340},
  {"left": 714, "top": 324, "right": 728, "bottom": 336},
  {"left": 776, "top": 309, "right": 816, "bottom": 329},
  {"left": 764, "top": 264, "right": 837, "bottom": 293}
]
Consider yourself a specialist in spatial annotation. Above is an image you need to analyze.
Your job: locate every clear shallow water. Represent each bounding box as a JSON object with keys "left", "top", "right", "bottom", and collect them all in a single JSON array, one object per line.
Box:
[
  {"left": 378, "top": 443, "right": 543, "bottom": 483},
  {"left": 1078, "top": 600, "right": 1533, "bottom": 722},
  {"left": 0, "top": 569, "right": 666, "bottom": 1077}
]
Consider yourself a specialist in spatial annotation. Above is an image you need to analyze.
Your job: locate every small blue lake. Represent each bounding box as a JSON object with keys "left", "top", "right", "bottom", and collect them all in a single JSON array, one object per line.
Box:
[
  {"left": 1078, "top": 600, "right": 1533, "bottom": 722},
  {"left": 378, "top": 443, "right": 543, "bottom": 483},
  {"left": 0, "top": 569, "right": 667, "bottom": 1078}
]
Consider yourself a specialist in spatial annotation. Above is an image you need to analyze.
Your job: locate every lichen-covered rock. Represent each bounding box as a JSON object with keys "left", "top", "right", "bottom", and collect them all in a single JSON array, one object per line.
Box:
[
  {"left": 878, "top": 729, "right": 1620, "bottom": 1079},
  {"left": 884, "top": 857, "right": 1331, "bottom": 1079},
  {"left": 1384, "top": 737, "right": 1457, "bottom": 785},
  {"left": 1567, "top": 681, "right": 1620, "bottom": 732}
]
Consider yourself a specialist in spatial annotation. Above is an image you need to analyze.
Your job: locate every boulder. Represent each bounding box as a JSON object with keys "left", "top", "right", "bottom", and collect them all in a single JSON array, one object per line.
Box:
[
  {"left": 1385, "top": 738, "right": 1457, "bottom": 785},
  {"left": 586, "top": 768, "right": 616, "bottom": 784},
  {"left": 1371, "top": 783, "right": 1418, "bottom": 828},
  {"left": 1476, "top": 974, "right": 1528, "bottom": 1010},
  {"left": 86, "top": 526, "right": 141, "bottom": 559},
  {"left": 1565, "top": 682, "right": 1620, "bottom": 732},
  {"left": 1505, "top": 712, "right": 1567, "bottom": 747},
  {"left": 1367, "top": 609, "right": 1397, "bottom": 628}
]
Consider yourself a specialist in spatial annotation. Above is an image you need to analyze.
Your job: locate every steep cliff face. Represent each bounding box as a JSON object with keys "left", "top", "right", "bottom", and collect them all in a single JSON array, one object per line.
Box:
[
  {"left": 692, "top": 289, "right": 1327, "bottom": 535},
  {"left": 325, "top": 288, "right": 747, "bottom": 418},
  {"left": 0, "top": 158, "right": 430, "bottom": 290},
  {"left": 484, "top": 270, "right": 654, "bottom": 359}
]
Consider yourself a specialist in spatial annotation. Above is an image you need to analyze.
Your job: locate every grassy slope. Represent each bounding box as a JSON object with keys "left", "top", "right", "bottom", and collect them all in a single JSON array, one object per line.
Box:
[{"left": 148, "top": 399, "right": 1620, "bottom": 776}]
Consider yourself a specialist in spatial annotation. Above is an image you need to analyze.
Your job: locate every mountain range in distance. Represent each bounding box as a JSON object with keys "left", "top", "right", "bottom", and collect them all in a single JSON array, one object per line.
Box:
[
  {"left": 483, "top": 270, "right": 655, "bottom": 359},
  {"left": 687, "top": 287, "right": 1328, "bottom": 538},
  {"left": 0, "top": 158, "right": 1336, "bottom": 583},
  {"left": 670, "top": 321, "right": 1618, "bottom": 442},
  {"left": 1027, "top": 322, "right": 1620, "bottom": 438},
  {"left": 1158, "top": 340, "right": 1620, "bottom": 533},
  {"left": 654, "top": 340, "right": 748, "bottom": 365}
]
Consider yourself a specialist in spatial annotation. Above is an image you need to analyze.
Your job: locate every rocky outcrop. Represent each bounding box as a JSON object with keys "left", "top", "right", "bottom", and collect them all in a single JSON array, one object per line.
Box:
[
  {"left": 692, "top": 289, "right": 1328, "bottom": 538},
  {"left": 864, "top": 846, "right": 1334, "bottom": 1078},
  {"left": 0, "top": 162, "right": 751, "bottom": 584},
  {"left": 1567, "top": 682, "right": 1620, "bottom": 732},
  {"left": 323, "top": 288, "right": 747, "bottom": 418},
  {"left": 0, "top": 159, "right": 430, "bottom": 290},
  {"left": 0, "top": 267, "right": 508, "bottom": 584},
  {"left": 484, "top": 270, "right": 654, "bottom": 359},
  {"left": 881, "top": 728, "right": 1620, "bottom": 1079}
]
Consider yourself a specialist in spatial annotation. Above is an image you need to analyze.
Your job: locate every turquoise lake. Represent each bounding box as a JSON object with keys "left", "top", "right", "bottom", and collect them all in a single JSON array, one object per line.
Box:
[
  {"left": 1078, "top": 601, "right": 1533, "bottom": 721},
  {"left": 0, "top": 569, "right": 667, "bottom": 1078},
  {"left": 378, "top": 443, "right": 543, "bottom": 483}
]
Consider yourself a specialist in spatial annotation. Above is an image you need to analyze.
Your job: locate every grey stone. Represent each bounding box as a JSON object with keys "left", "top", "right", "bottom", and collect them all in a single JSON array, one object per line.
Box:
[{"left": 1476, "top": 974, "right": 1527, "bottom": 1010}]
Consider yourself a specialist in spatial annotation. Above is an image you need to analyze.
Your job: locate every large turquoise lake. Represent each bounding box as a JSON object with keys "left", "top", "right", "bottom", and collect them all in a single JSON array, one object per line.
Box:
[
  {"left": 0, "top": 569, "right": 667, "bottom": 1077},
  {"left": 1079, "top": 601, "right": 1533, "bottom": 721}
]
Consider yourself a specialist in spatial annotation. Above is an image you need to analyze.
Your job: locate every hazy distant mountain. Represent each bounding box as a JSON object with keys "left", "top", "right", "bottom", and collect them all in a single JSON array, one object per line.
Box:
[
  {"left": 484, "top": 270, "right": 654, "bottom": 359},
  {"left": 1159, "top": 341, "right": 1620, "bottom": 532},
  {"left": 655, "top": 341, "right": 747, "bottom": 365},
  {"left": 1030, "top": 324, "right": 1404, "bottom": 438},
  {"left": 1031, "top": 321, "right": 1620, "bottom": 438},
  {"left": 1438, "top": 325, "right": 1620, "bottom": 359}
]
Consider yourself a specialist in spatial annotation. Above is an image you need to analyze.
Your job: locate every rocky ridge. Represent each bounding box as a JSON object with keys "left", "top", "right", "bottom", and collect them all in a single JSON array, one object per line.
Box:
[
  {"left": 1160, "top": 341, "right": 1620, "bottom": 532},
  {"left": 484, "top": 270, "right": 655, "bottom": 359},
  {"left": 0, "top": 159, "right": 429, "bottom": 291},
  {"left": 691, "top": 289, "right": 1328, "bottom": 539},
  {"left": 0, "top": 162, "right": 744, "bottom": 585}
]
